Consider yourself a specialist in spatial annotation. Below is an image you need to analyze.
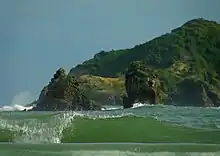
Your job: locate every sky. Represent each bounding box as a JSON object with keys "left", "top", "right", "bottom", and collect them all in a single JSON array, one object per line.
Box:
[{"left": 0, "top": 0, "right": 219, "bottom": 106}]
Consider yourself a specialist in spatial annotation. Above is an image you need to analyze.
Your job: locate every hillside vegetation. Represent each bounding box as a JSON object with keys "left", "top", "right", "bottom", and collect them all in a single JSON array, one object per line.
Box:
[
  {"left": 78, "top": 75, "right": 125, "bottom": 105},
  {"left": 68, "top": 18, "right": 220, "bottom": 107},
  {"left": 70, "top": 18, "right": 220, "bottom": 79}
]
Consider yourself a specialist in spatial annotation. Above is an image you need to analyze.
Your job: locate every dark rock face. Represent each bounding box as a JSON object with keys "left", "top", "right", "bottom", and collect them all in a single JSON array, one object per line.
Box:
[
  {"left": 31, "top": 68, "right": 101, "bottom": 111},
  {"left": 122, "top": 61, "right": 163, "bottom": 108},
  {"left": 166, "top": 78, "right": 220, "bottom": 107},
  {"left": 207, "top": 90, "right": 220, "bottom": 107}
]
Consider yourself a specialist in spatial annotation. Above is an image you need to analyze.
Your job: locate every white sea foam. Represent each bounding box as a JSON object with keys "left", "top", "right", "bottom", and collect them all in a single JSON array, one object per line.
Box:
[
  {"left": 0, "top": 112, "right": 77, "bottom": 143},
  {"left": 66, "top": 151, "right": 220, "bottom": 156},
  {"left": 0, "top": 104, "right": 34, "bottom": 111},
  {"left": 0, "top": 148, "right": 219, "bottom": 156},
  {"left": 101, "top": 102, "right": 154, "bottom": 111}
]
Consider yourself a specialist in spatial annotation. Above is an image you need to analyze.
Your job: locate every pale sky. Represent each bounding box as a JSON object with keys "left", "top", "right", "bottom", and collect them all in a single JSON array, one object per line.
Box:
[{"left": 0, "top": 0, "right": 219, "bottom": 105}]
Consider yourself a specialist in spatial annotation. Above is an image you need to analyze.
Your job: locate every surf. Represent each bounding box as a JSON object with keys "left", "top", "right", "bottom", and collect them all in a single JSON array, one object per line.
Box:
[
  {"left": 0, "top": 104, "right": 220, "bottom": 156},
  {"left": 0, "top": 104, "right": 34, "bottom": 112}
]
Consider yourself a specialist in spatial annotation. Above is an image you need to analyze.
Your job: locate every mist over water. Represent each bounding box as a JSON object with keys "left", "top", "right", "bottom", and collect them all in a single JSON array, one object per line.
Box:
[
  {"left": 0, "top": 91, "right": 36, "bottom": 111},
  {"left": 11, "top": 91, "right": 34, "bottom": 106}
]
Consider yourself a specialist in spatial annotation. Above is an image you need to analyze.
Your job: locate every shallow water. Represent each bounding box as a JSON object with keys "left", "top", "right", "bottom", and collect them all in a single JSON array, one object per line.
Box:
[{"left": 1, "top": 143, "right": 220, "bottom": 156}]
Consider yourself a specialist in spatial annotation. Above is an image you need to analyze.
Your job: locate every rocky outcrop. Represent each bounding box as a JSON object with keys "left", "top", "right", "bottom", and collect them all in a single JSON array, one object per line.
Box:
[
  {"left": 122, "top": 61, "right": 163, "bottom": 108},
  {"left": 122, "top": 61, "right": 220, "bottom": 108},
  {"left": 31, "top": 68, "right": 101, "bottom": 111},
  {"left": 166, "top": 78, "right": 220, "bottom": 107}
]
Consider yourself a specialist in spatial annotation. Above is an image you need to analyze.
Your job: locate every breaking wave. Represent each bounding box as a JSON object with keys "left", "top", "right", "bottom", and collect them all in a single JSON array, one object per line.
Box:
[{"left": 0, "top": 104, "right": 34, "bottom": 112}]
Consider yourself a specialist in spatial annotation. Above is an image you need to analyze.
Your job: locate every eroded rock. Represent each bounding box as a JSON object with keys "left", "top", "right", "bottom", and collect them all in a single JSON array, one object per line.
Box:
[
  {"left": 32, "top": 68, "right": 101, "bottom": 111},
  {"left": 167, "top": 78, "right": 220, "bottom": 107},
  {"left": 123, "top": 61, "right": 162, "bottom": 108}
]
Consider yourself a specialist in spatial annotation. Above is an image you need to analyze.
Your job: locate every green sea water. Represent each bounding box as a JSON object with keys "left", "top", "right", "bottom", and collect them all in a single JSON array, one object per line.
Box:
[{"left": 0, "top": 104, "right": 220, "bottom": 155}]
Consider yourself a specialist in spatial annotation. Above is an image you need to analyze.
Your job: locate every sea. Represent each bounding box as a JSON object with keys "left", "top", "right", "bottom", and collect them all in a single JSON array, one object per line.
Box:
[{"left": 0, "top": 103, "right": 220, "bottom": 156}]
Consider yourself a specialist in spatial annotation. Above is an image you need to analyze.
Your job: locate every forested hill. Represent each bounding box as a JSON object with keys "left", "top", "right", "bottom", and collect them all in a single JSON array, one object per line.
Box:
[
  {"left": 69, "top": 18, "right": 220, "bottom": 80},
  {"left": 35, "top": 18, "right": 220, "bottom": 108}
]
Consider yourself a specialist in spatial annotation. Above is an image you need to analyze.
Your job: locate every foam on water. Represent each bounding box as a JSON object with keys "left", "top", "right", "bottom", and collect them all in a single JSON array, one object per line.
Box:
[
  {"left": 70, "top": 151, "right": 220, "bottom": 156},
  {"left": 0, "top": 104, "right": 34, "bottom": 111},
  {"left": 1, "top": 149, "right": 220, "bottom": 156},
  {"left": 0, "top": 110, "right": 136, "bottom": 144},
  {"left": 0, "top": 102, "right": 220, "bottom": 144},
  {"left": 100, "top": 102, "right": 150, "bottom": 111},
  {"left": 0, "top": 102, "right": 147, "bottom": 112},
  {"left": 45, "top": 151, "right": 220, "bottom": 156},
  {"left": 0, "top": 142, "right": 220, "bottom": 155},
  {"left": 132, "top": 102, "right": 156, "bottom": 108},
  {"left": 101, "top": 105, "right": 122, "bottom": 111},
  {"left": 0, "top": 112, "right": 79, "bottom": 143}
]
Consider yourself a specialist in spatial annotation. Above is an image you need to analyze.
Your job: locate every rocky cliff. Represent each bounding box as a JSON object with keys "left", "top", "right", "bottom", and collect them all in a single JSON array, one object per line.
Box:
[
  {"left": 32, "top": 68, "right": 101, "bottom": 111},
  {"left": 122, "top": 61, "right": 163, "bottom": 108}
]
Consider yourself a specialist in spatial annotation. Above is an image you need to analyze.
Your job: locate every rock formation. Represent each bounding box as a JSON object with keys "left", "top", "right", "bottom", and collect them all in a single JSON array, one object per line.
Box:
[
  {"left": 31, "top": 68, "right": 101, "bottom": 111},
  {"left": 166, "top": 78, "right": 220, "bottom": 107},
  {"left": 122, "top": 61, "right": 163, "bottom": 108}
]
